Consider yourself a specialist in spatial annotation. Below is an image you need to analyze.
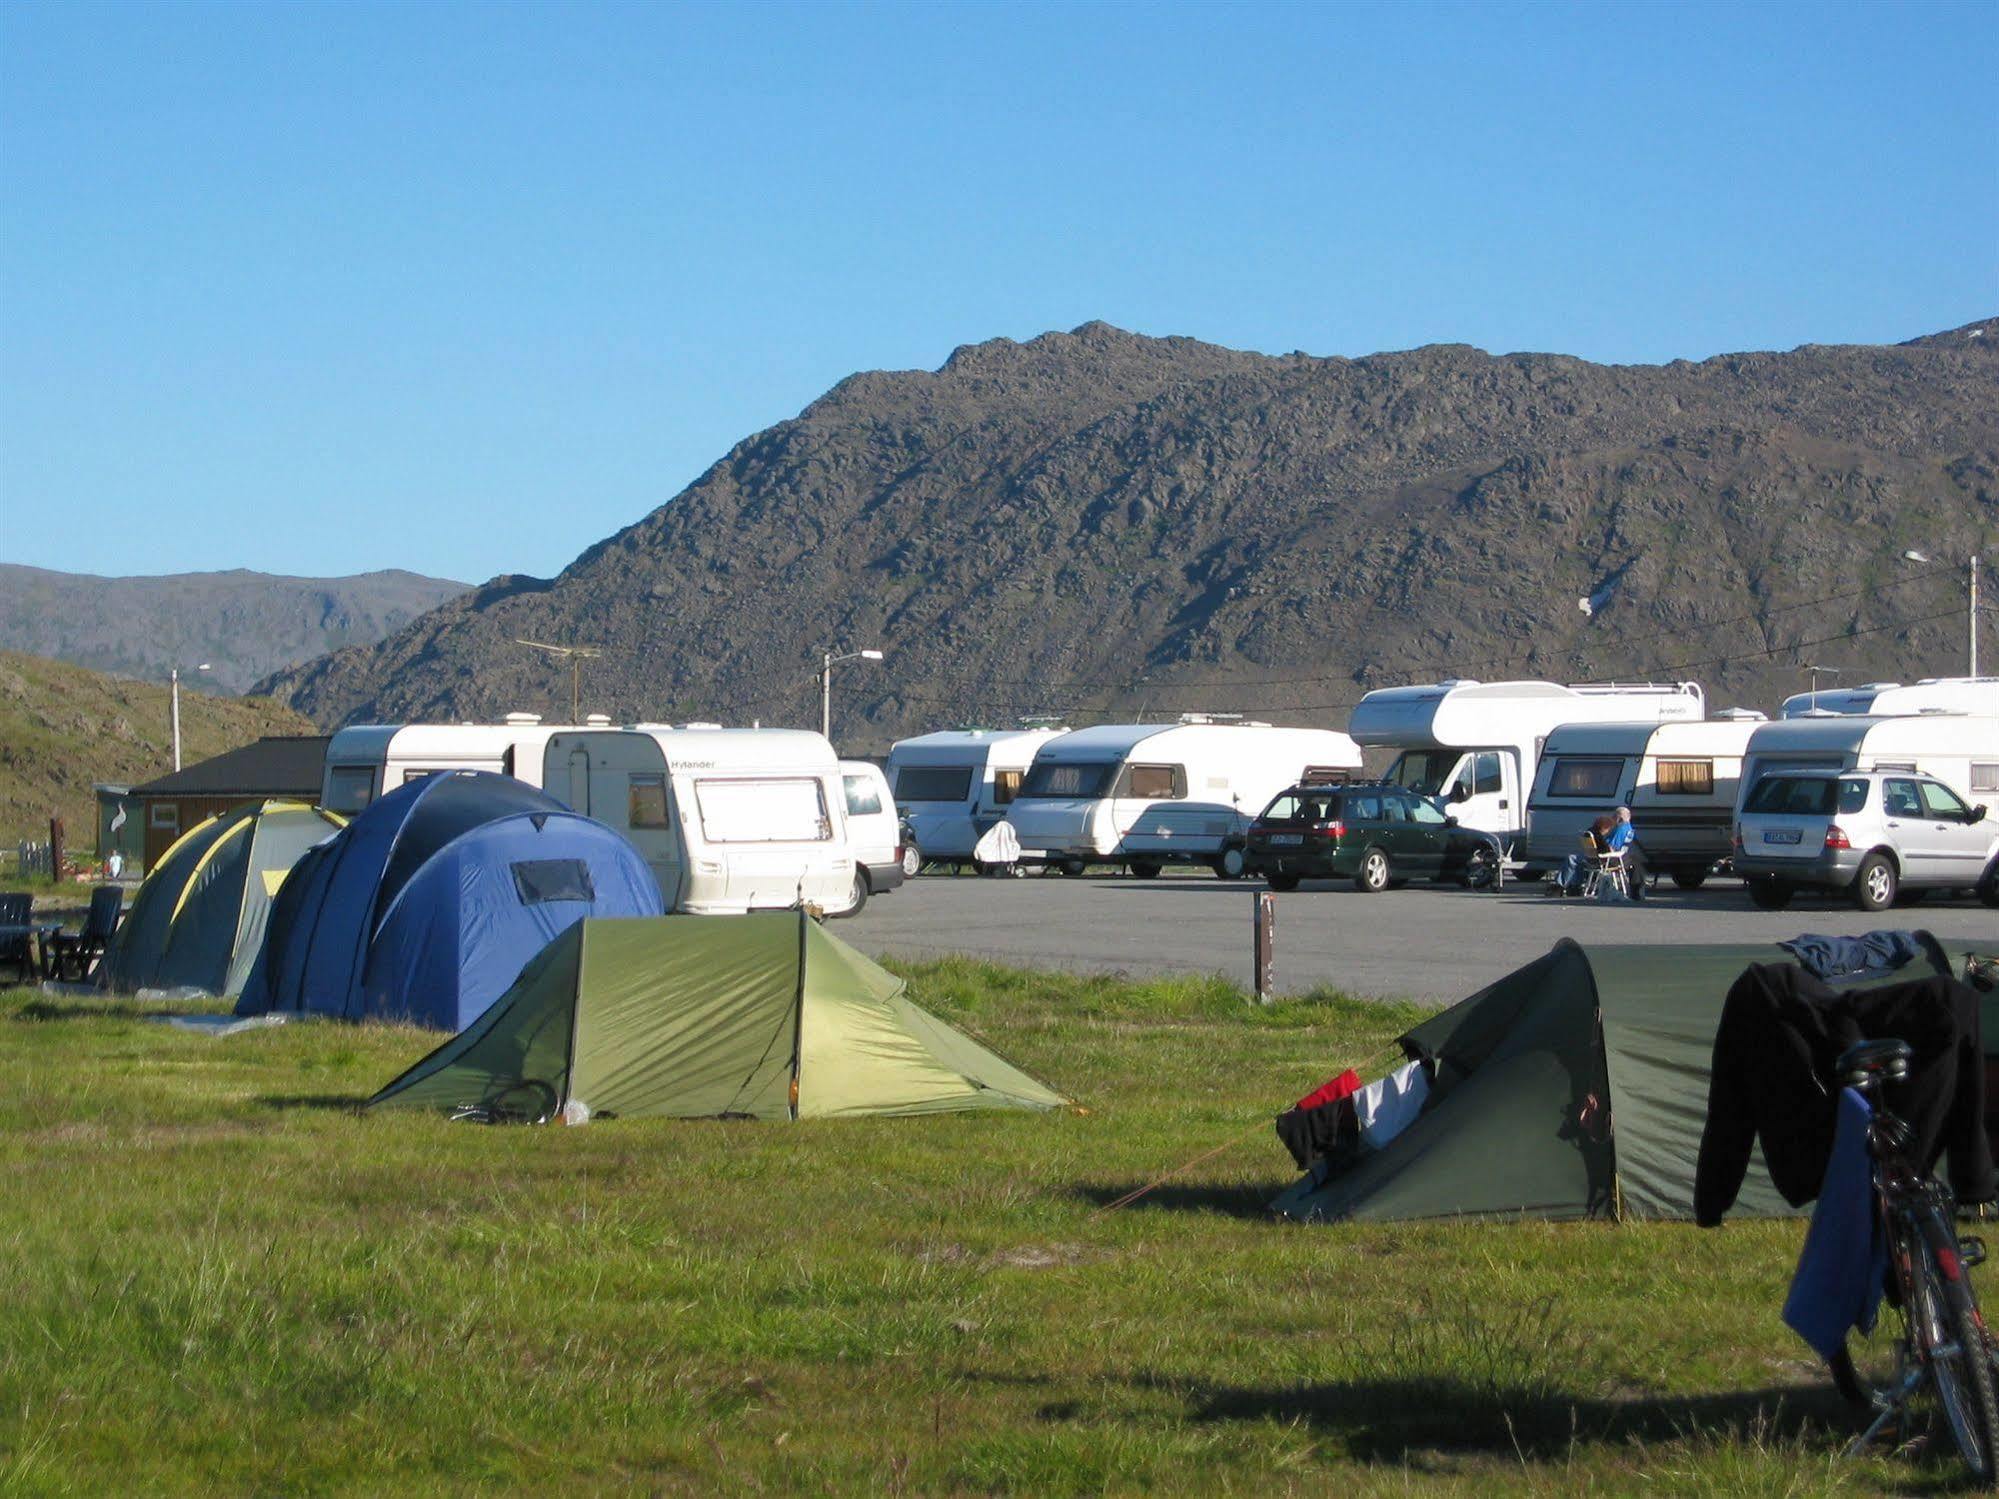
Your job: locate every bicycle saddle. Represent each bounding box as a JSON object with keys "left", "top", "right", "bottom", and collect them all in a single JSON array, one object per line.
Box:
[{"left": 1837, "top": 1038, "right": 1912, "bottom": 1087}]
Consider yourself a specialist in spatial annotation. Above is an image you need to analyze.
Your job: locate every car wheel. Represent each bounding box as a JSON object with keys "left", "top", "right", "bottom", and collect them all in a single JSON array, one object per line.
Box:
[
  {"left": 833, "top": 870, "right": 868, "bottom": 918},
  {"left": 901, "top": 844, "right": 922, "bottom": 879},
  {"left": 1671, "top": 869, "right": 1709, "bottom": 891},
  {"left": 1128, "top": 859, "right": 1163, "bottom": 879},
  {"left": 1060, "top": 858, "right": 1087, "bottom": 878},
  {"left": 1265, "top": 872, "right": 1301, "bottom": 892},
  {"left": 1355, "top": 848, "right": 1391, "bottom": 894},
  {"left": 1748, "top": 878, "right": 1793, "bottom": 911},
  {"left": 1212, "top": 847, "right": 1247, "bottom": 880},
  {"left": 1853, "top": 854, "right": 1897, "bottom": 912}
]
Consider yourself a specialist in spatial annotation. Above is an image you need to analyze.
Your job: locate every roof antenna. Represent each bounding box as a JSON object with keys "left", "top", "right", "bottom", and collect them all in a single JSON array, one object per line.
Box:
[{"left": 515, "top": 639, "right": 605, "bottom": 723}]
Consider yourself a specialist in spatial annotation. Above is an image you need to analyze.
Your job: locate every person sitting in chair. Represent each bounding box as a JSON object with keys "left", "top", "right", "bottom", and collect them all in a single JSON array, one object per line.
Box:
[
  {"left": 1605, "top": 804, "right": 1649, "bottom": 901},
  {"left": 1548, "top": 814, "right": 1617, "bottom": 896}
]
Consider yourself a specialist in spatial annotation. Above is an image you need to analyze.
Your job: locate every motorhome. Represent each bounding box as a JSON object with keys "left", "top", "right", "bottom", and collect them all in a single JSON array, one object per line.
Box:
[
  {"left": 540, "top": 726, "right": 862, "bottom": 916},
  {"left": 885, "top": 726, "right": 1069, "bottom": 866},
  {"left": 1738, "top": 714, "right": 1999, "bottom": 808},
  {"left": 1779, "top": 677, "right": 1999, "bottom": 719},
  {"left": 1522, "top": 714, "right": 1766, "bottom": 886},
  {"left": 319, "top": 714, "right": 576, "bottom": 813},
  {"left": 1005, "top": 717, "right": 1363, "bottom": 877},
  {"left": 1347, "top": 679, "right": 1706, "bottom": 855}
]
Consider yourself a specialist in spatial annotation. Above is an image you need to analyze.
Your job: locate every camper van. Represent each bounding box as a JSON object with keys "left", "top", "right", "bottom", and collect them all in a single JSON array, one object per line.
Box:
[
  {"left": 541, "top": 726, "right": 862, "bottom": 916},
  {"left": 1005, "top": 717, "right": 1363, "bottom": 877},
  {"left": 320, "top": 714, "right": 573, "bottom": 813},
  {"left": 886, "top": 726, "right": 1069, "bottom": 867},
  {"left": 1522, "top": 714, "right": 1766, "bottom": 886},
  {"left": 1347, "top": 679, "right": 1706, "bottom": 855},
  {"left": 1779, "top": 677, "right": 1999, "bottom": 719},
  {"left": 838, "top": 760, "right": 905, "bottom": 898},
  {"left": 1739, "top": 714, "right": 1999, "bottom": 807}
]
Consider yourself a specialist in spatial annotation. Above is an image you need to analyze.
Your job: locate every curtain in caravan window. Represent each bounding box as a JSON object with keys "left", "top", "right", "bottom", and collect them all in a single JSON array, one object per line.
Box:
[
  {"left": 1545, "top": 759, "right": 1623, "bottom": 798},
  {"left": 1654, "top": 759, "right": 1715, "bottom": 795},
  {"left": 992, "top": 769, "right": 1023, "bottom": 805},
  {"left": 695, "top": 778, "right": 832, "bottom": 843},
  {"left": 1119, "top": 764, "right": 1184, "bottom": 799}
]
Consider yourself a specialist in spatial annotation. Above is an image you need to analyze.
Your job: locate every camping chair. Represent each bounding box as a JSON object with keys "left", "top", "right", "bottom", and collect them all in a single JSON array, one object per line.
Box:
[
  {"left": 1579, "top": 834, "right": 1629, "bottom": 901},
  {"left": 44, "top": 885, "right": 123, "bottom": 982},
  {"left": 0, "top": 892, "right": 33, "bottom": 984}
]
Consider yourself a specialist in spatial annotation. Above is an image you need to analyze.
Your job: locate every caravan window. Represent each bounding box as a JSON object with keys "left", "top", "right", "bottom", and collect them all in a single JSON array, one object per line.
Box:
[
  {"left": 1544, "top": 759, "right": 1624, "bottom": 799},
  {"left": 894, "top": 764, "right": 974, "bottom": 803},
  {"left": 694, "top": 777, "right": 832, "bottom": 843},
  {"left": 324, "top": 765, "right": 375, "bottom": 814},
  {"left": 1019, "top": 761, "right": 1119, "bottom": 799},
  {"left": 1973, "top": 763, "right": 1999, "bottom": 794},
  {"left": 991, "top": 769, "right": 1023, "bottom": 805},
  {"left": 1655, "top": 759, "right": 1715, "bottom": 796},
  {"left": 628, "top": 774, "right": 669, "bottom": 829},
  {"left": 1116, "top": 763, "right": 1185, "bottom": 800}
]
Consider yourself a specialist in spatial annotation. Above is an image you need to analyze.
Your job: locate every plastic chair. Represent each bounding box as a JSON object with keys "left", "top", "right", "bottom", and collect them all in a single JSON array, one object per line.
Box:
[
  {"left": 45, "top": 885, "right": 123, "bottom": 981},
  {"left": 1580, "top": 837, "right": 1629, "bottom": 900}
]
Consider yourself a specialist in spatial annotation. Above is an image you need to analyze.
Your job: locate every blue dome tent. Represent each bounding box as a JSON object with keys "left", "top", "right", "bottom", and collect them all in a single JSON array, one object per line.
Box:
[{"left": 237, "top": 770, "right": 661, "bottom": 1029}]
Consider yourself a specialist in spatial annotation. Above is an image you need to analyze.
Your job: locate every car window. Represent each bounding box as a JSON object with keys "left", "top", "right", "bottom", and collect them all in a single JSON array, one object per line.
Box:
[
  {"left": 843, "top": 774, "right": 884, "bottom": 817},
  {"left": 1345, "top": 792, "right": 1382, "bottom": 822},
  {"left": 1919, "top": 781, "right": 1971, "bottom": 820},
  {"left": 1473, "top": 753, "right": 1503, "bottom": 796},
  {"left": 1883, "top": 779, "right": 1924, "bottom": 819},
  {"left": 1263, "top": 791, "right": 1337, "bottom": 823},
  {"left": 1382, "top": 796, "right": 1411, "bottom": 824},
  {"left": 1837, "top": 779, "right": 1869, "bottom": 815},
  {"left": 1745, "top": 776, "right": 1838, "bottom": 816},
  {"left": 1407, "top": 797, "right": 1447, "bottom": 826}
]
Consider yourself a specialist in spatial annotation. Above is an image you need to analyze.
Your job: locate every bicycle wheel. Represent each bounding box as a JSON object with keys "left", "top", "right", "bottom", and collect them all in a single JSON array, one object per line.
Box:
[{"left": 1914, "top": 1211, "right": 1999, "bottom": 1483}]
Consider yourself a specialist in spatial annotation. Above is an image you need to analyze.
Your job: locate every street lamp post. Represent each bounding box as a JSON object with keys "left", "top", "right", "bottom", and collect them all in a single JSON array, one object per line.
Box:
[
  {"left": 170, "top": 663, "right": 212, "bottom": 771},
  {"left": 1902, "top": 549, "right": 1990, "bottom": 677},
  {"left": 819, "top": 648, "right": 884, "bottom": 742}
]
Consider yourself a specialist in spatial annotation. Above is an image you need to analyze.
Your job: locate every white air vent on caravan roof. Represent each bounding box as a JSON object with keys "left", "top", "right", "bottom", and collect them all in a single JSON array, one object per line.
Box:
[
  {"left": 503, "top": 712, "right": 543, "bottom": 726},
  {"left": 1711, "top": 707, "right": 1769, "bottom": 721},
  {"left": 680, "top": 722, "right": 724, "bottom": 730},
  {"left": 1176, "top": 713, "right": 1272, "bottom": 727},
  {"left": 584, "top": 713, "right": 612, "bottom": 727}
]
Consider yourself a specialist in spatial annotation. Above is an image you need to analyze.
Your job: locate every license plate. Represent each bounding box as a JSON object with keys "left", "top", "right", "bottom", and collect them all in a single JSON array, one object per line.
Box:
[
  {"left": 1270, "top": 833, "right": 1303, "bottom": 846},
  {"left": 1763, "top": 829, "right": 1802, "bottom": 845}
]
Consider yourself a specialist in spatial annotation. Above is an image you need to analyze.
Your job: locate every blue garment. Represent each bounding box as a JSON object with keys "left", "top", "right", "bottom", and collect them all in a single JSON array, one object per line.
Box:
[
  {"left": 1605, "top": 821, "right": 1635, "bottom": 852},
  {"left": 1782, "top": 1087, "right": 1885, "bottom": 1363},
  {"left": 1780, "top": 931, "right": 1925, "bottom": 982}
]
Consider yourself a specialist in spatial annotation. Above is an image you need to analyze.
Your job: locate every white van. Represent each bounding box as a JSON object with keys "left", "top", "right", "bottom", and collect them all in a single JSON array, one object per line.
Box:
[
  {"left": 886, "top": 726, "right": 1068, "bottom": 867},
  {"left": 1739, "top": 714, "right": 1999, "bottom": 809},
  {"left": 1523, "top": 714, "right": 1765, "bottom": 887},
  {"left": 320, "top": 713, "right": 571, "bottom": 813},
  {"left": 1779, "top": 677, "right": 1999, "bottom": 719},
  {"left": 1348, "top": 679, "right": 1706, "bottom": 853},
  {"left": 541, "top": 726, "right": 862, "bottom": 916},
  {"left": 838, "top": 760, "right": 905, "bottom": 899},
  {"left": 1006, "top": 717, "right": 1363, "bottom": 877}
]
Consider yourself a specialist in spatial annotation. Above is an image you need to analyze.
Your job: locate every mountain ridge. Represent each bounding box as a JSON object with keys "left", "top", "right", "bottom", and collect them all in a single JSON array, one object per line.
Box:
[{"left": 258, "top": 318, "right": 1999, "bottom": 744}]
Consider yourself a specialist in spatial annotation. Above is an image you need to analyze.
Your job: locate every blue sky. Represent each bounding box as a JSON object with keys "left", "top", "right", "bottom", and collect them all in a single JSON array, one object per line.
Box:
[{"left": 2, "top": 0, "right": 1993, "bottom": 585}]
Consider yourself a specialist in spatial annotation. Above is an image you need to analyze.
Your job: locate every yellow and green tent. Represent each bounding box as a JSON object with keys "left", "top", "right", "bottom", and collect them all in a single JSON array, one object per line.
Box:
[
  {"left": 100, "top": 799, "right": 344, "bottom": 998},
  {"left": 367, "top": 912, "right": 1068, "bottom": 1120}
]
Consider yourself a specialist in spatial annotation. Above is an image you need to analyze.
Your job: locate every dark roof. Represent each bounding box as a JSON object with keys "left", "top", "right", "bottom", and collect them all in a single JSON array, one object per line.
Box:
[{"left": 133, "top": 736, "right": 330, "bottom": 798}]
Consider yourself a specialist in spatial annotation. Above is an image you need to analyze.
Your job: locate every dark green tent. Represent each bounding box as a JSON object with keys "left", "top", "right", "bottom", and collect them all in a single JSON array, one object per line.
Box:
[
  {"left": 1274, "top": 938, "right": 1974, "bottom": 1225},
  {"left": 367, "top": 912, "right": 1068, "bottom": 1120}
]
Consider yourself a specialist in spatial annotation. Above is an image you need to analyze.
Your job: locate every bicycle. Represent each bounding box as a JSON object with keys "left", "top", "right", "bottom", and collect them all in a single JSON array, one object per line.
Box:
[{"left": 1835, "top": 1037, "right": 1999, "bottom": 1483}]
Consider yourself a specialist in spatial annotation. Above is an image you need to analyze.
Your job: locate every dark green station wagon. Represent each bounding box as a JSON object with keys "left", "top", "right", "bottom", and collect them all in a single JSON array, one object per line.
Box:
[{"left": 1244, "top": 781, "right": 1497, "bottom": 892}]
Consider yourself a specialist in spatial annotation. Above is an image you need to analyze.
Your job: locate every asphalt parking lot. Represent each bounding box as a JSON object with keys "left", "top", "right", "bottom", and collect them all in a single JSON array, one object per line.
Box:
[{"left": 845, "top": 869, "right": 1998, "bottom": 1004}]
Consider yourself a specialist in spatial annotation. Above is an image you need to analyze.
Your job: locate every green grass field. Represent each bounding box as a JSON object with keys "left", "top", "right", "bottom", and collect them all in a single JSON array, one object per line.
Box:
[{"left": 0, "top": 961, "right": 1956, "bottom": 1495}]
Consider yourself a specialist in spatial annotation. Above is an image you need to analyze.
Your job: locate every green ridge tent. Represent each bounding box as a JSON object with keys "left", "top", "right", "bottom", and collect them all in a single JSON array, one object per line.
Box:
[
  {"left": 1274, "top": 937, "right": 1975, "bottom": 1226},
  {"left": 101, "top": 799, "right": 344, "bottom": 998},
  {"left": 367, "top": 912, "right": 1069, "bottom": 1120}
]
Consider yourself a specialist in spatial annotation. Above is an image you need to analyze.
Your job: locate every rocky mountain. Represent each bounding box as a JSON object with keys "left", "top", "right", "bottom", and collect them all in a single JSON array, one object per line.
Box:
[
  {"left": 0, "top": 566, "right": 469, "bottom": 695},
  {"left": 259, "top": 319, "right": 1998, "bottom": 746},
  {"left": 0, "top": 650, "right": 313, "bottom": 845}
]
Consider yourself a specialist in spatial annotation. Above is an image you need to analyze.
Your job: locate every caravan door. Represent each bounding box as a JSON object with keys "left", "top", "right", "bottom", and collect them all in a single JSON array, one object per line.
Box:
[{"left": 544, "top": 732, "right": 685, "bottom": 907}]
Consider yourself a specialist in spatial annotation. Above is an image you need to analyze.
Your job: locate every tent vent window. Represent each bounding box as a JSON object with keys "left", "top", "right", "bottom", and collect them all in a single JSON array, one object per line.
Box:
[
  {"left": 511, "top": 859, "right": 597, "bottom": 905},
  {"left": 1655, "top": 759, "right": 1715, "bottom": 796}
]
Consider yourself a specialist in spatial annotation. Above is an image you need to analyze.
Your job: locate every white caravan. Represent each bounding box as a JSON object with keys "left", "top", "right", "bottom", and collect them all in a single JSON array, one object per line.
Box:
[
  {"left": 1006, "top": 717, "right": 1363, "bottom": 877},
  {"left": 838, "top": 760, "right": 906, "bottom": 898},
  {"left": 541, "top": 726, "right": 862, "bottom": 916},
  {"left": 320, "top": 713, "right": 574, "bottom": 813},
  {"left": 1739, "top": 715, "right": 1999, "bottom": 808},
  {"left": 1522, "top": 714, "right": 1766, "bottom": 886},
  {"left": 886, "top": 726, "right": 1069, "bottom": 866},
  {"left": 1347, "top": 679, "right": 1706, "bottom": 852},
  {"left": 1780, "top": 677, "right": 1999, "bottom": 719}
]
